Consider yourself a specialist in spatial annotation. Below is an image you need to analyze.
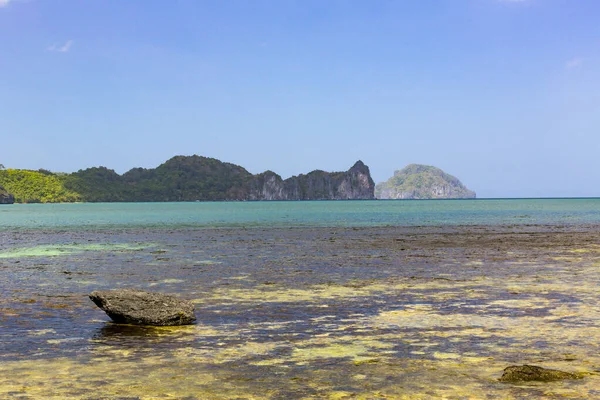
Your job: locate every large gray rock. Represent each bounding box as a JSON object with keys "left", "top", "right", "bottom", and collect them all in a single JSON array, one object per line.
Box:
[
  {"left": 499, "top": 365, "right": 582, "bottom": 383},
  {"left": 89, "top": 289, "right": 196, "bottom": 326}
]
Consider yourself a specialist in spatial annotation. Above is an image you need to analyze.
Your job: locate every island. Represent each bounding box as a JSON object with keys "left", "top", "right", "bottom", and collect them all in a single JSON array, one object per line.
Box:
[
  {"left": 0, "top": 156, "right": 375, "bottom": 203},
  {"left": 375, "top": 164, "right": 476, "bottom": 199}
]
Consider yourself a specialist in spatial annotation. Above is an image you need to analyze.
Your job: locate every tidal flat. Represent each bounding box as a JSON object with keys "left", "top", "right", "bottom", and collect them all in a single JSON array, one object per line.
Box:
[{"left": 1, "top": 225, "right": 600, "bottom": 399}]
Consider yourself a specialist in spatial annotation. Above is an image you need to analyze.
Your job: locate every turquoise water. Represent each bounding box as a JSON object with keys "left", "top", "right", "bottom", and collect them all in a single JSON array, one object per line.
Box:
[{"left": 1, "top": 198, "right": 600, "bottom": 229}]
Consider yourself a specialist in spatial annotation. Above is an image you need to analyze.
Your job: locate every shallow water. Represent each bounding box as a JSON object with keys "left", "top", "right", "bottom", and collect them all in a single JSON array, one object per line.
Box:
[
  {"left": 3, "top": 198, "right": 600, "bottom": 230},
  {"left": 1, "top": 223, "right": 600, "bottom": 398}
]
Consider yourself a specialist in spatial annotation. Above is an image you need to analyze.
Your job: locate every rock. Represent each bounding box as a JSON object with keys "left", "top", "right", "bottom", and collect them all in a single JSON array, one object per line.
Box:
[
  {"left": 247, "top": 160, "right": 376, "bottom": 200},
  {"left": 0, "top": 185, "right": 15, "bottom": 204},
  {"left": 89, "top": 289, "right": 196, "bottom": 326},
  {"left": 499, "top": 365, "right": 582, "bottom": 383}
]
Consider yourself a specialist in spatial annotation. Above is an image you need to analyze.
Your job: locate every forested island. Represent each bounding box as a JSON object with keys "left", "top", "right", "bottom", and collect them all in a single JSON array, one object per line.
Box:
[
  {"left": 0, "top": 156, "right": 375, "bottom": 203},
  {"left": 376, "top": 164, "right": 476, "bottom": 199}
]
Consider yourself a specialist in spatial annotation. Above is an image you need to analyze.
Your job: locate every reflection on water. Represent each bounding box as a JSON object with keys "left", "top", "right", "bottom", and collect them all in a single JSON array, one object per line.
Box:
[
  {"left": 94, "top": 323, "right": 186, "bottom": 339},
  {"left": 1, "top": 225, "right": 600, "bottom": 398}
]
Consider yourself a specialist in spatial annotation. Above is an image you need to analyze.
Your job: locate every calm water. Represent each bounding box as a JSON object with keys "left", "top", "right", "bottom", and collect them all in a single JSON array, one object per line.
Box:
[
  {"left": 1, "top": 198, "right": 600, "bottom": 230},
  {"left": 1, "top": 199, "right": 600, "bottom": 398}
]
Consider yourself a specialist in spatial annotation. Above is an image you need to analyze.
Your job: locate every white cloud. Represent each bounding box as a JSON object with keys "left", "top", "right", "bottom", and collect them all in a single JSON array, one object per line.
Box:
[
  {"left": 566, "top": 57, "right": 583, "bottom": 69},
  {"left": 48, "top": 40, "right": 74, "bottom": 53},
  {"left": 0, "top": 0, "right": 11, "bottom": 7}
]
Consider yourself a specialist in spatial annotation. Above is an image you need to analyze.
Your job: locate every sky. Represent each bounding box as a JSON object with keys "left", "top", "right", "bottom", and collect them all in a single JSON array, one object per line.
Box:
[{"left": 1, "top": 0, "right": 599, "bottom": 198}]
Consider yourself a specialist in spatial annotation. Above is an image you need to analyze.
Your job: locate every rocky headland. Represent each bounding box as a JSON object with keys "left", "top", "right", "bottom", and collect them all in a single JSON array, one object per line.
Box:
[
  {"left": 247, "top": 160, "right": 375, "bottom": 201},
  {"left": 375, "top": 164, "right": 476, "bottom": 200},
  {"left": 0, "top": 185, "right": 14, "bottom": 204},
  {"left": 0, "top": 156, "right": 375, "bottom": 203}
]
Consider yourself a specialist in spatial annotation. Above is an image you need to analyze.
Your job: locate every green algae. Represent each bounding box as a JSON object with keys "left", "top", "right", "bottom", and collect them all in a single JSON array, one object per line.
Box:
[
  {"left": 0, "top": 242, "right": 156, "bottom": 258},
  {"left": 194, "top": 260, "right": 222, "bottom": 265}
]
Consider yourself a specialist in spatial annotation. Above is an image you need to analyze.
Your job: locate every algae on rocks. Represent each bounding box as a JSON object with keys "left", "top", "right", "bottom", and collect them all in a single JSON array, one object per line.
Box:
[
  {"left": 499, "top": 365, "right": 583, "bottom": 383},
  {"left": 89, "top": 289, "right": 196, "bottom": 326}
]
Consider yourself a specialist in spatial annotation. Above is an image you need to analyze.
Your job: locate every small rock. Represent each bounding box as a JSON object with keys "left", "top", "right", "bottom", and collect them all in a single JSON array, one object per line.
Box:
[
  {"left": 89, "top": 289, "right": 196, "bottom": 326},
  {"left": 499, "top": 365, "right": 582, "bottom": 383}
]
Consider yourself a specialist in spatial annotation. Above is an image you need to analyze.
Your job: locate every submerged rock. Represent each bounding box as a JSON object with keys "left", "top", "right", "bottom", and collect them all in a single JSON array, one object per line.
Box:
[
  {"left": 89, "top": 289, "right": 196, "bottom": 326},
  {"left": 499, "top": 365, "right": 582, "bottom": 383}
]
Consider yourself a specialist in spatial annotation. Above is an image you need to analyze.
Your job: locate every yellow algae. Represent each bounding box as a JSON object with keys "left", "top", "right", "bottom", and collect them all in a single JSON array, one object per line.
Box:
[
  {"left": 0, "top": 356, "right": 229, "bottom": 400},
  {"left": 71, "top": 280, "right": 98, "bottom": 285},
  {"left": 433, "top": 352, "right": 461, "bottom": 360},
  {"left": 371, "top": 309, "right": 501, "bottom": 330},
  {"left": 0, "top": 350, "right": 596, "bottom": 399},
  {"left": 207, "top": 281, "right": 407, "bottom": 304},
  {"left": 28, "top": 328, "right": 56, "bottom": 336},
  {"left": 192, "top": 276, "right": 503, "bottom": 307},
  {"left": 249, "top": 358, "right": 288, "bottom": 366},
  {"left": 568, "top": 246, "right": 600, "bottom": 254},
  {"left": 216, "top": 341, "right": 282, "bottom": 362},
  {"left": 149, "top": 278, "right": 185, "bottom": 286},
  {"left": 195, "top": 259, "right": 222, "bottom": 265},
  {"left": 226, "top": 275, "right": 252, "bottom": 281},
  {"left": 552, "top": 256, "right": 584, "bottom": 262},
  {"left": 285, "top": 334, "right": 398, "bottom": 366},
  {"left": 464, "top": 260, "right": 484, "bottom": 266},
  {"left": 327, "top": 391, "right": 355, "bottom": 399},
  {"left": 292, "top": 343, "right": 371, "bottom": 363},
  {"left": 47, "top": 337, "right": 85, "bottom": 345},
  {"left": 487, "top": 298, "right": 551, "bottom": 309}
]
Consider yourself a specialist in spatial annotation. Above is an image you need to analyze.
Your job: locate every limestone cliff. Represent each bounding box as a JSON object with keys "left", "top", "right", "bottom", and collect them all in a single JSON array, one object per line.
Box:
[
  {"left": 0, "top": 185, "right": 15, "bottom": 204},
  {"left": 53, "top": 156, "right": 377, "bottom": 202},
  {"left": 375, "top": 164, "right": 475, "bottom": 199},
  {"left": 247, "top": 161, "right": 375, "bottom": 200}
]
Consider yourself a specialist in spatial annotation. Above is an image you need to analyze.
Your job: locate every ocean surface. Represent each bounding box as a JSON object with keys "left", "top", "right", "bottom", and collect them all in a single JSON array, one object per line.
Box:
[
  {"left": 2, "top": 198, "right": 600, "bottom": 230},
  {"left": 1, "top": 199, "right": 600, "bottom": 399}
]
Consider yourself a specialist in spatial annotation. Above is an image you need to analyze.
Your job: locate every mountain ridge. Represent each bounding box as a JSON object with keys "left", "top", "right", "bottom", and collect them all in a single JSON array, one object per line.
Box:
[{"left": 0, "top": 156, "right": 375, "bottom": 203}]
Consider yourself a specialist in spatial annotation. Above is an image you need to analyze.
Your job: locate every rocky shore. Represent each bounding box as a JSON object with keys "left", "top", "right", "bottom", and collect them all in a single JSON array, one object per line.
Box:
[{"left": 1, "top": 223, "right": 598, "bottom": 398}]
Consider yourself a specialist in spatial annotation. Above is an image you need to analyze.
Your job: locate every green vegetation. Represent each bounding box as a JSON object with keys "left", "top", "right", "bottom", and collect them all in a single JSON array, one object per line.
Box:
[
  {"left": 0, "top": 169, "right": 81, "bottom": 203},
  {"left": 375, "top": 164, "right": 476, "bottom": 199},
  {"left": 119, "top": 155, "right": 254, "bottom": 202}
]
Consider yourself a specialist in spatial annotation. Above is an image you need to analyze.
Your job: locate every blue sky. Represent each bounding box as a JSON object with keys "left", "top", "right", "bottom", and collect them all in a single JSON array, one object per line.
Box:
[{"left": 1, "top": 0, "right": 599, "bottom": 197}]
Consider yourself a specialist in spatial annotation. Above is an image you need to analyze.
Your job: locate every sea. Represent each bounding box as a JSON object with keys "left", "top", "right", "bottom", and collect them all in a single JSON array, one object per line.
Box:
[
  {"left": 1, "top": 199, "right": 600, "bottom": 399},
  {"left": 2, "top": 198, "right": 600, "bottom": 230}
]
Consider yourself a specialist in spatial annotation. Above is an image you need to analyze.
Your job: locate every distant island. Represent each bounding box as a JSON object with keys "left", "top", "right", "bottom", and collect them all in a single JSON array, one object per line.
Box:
[
  {"left": 0, "top": 156, "right": 375, "bottom": 203},
  {"left": 375, "top": 164, "right": 476, "bottom": 199}
]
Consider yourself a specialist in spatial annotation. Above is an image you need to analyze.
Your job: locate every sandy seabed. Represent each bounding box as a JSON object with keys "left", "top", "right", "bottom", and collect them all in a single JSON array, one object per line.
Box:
[{"left": 1, "top": 224, "right": 600, "bottom": 399}]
